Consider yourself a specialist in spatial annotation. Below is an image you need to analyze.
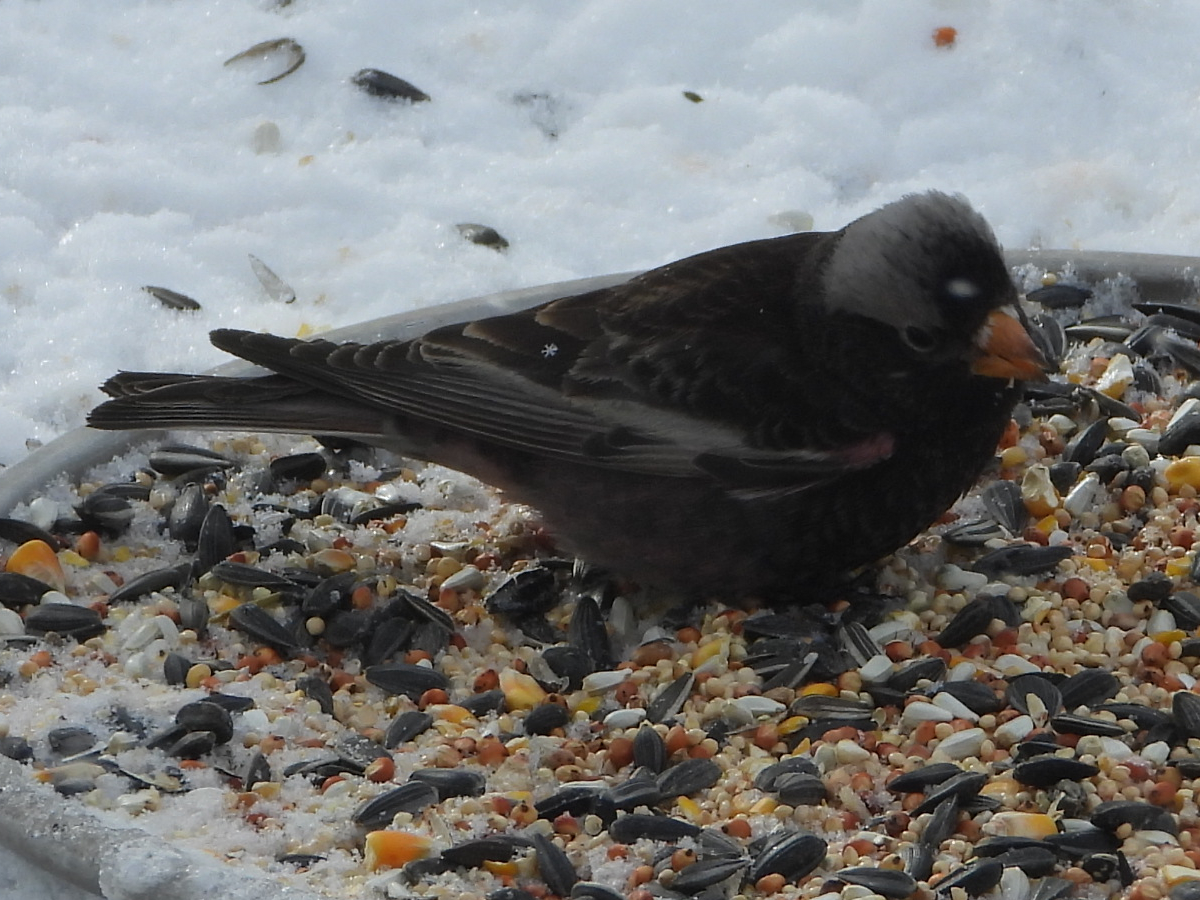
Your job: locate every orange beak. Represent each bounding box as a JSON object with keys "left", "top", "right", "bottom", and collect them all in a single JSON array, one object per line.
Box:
[{"left": 970, "top": 309, "right": 1048, "bottom": 381}]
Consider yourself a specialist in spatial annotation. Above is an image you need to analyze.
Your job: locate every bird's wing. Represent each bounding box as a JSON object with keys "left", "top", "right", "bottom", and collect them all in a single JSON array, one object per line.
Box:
[{"left": 200, "top": 235, "right": 894, "bottom": 489}]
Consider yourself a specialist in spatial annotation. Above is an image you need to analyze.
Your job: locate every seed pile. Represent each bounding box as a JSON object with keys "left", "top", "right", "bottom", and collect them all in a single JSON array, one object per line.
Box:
[{"left": 8, "top": 266, "right": 1200, "bottom": 900}]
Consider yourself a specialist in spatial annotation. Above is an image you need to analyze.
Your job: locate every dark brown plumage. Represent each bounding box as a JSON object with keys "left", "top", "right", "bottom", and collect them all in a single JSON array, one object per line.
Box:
[{"left": 88, "top": 192, "right": 1045, "bottom": 598}]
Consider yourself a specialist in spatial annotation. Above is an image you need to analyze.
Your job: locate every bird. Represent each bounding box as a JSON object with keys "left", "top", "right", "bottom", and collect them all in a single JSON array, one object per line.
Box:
[{"left": 88, "top": 191, "right": 1046, "bottom": 599}]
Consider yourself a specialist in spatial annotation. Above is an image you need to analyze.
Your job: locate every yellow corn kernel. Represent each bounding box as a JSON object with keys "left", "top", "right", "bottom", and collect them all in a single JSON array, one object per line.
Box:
[
  {"left": 676, "top": 795, "right": 702, "bottom": 822},
  {"left": 1154, "top": 630, "right": 1187, "bottom": 645},
  {"left": 499, "top": 669, "right": 547, "bottom": 710},
  {"left": 693, "top": 638, "right": 727, "bottom": 668},
  {"left": 777, "top": 716, "right": 807, "bottom": 736},
  {"left": 59, "top": 550, "right": 90, "bottom": 569},
  {"left": 364, "top": 832, "right": 432, "bottom": 871},
  {"left": 1166, "top": 457, "right": 1200, "bottom": 490},
  {"left": 6, "top": 540, "right": 65, "bottom": 591},
  {"left": 799, "top": 683, "right": 838, "bottom": 698},
  {"left": 986, "top": 812, "right": 1057, "bottom": 838},
  {"left": 749, "top": 797, "right": 778, "bottom": 815}
]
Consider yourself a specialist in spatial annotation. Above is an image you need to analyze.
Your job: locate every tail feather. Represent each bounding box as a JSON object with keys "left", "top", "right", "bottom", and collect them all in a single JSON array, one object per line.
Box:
[{"left": 87, "top": 372, "right": 391, "bottom": 439}]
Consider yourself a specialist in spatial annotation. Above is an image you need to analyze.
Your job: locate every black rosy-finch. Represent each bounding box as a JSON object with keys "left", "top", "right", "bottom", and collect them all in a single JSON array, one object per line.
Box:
[{"left": 89, "top": 191, "right": 1046, "bottom": 598}]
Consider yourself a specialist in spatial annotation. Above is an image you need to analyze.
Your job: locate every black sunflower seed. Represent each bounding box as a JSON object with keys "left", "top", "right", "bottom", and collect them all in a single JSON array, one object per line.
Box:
[
  {"left": 1170, "top": 880, "right": 1200, "bottom": 900},
  {"left": 1065, "top": 418, "right": 1111, "bottom": 465},
  {"left": 0, "top": 571, "right": 55, "bottom": 609},
  {"left": 832, "top": 866, "right": 917, "bottom": 899},
  {"left": 886, "top": 762, "right": 963, "bottom": 794},
  {"left": 203, "top": 692, "right": 255, "bottom": 713},
  {"left": 1043, "top": 827, "right": 1120, "bottom": 859},
  {"left": 150, "top": 444, "right": 234, "bottom": 478},
  {"left": 632, "top": 725, "right": 667, "bottom": 773},
  {"left": 47, "top": 726, "right": 97, "bottom": 757},
  {"left": 656, "top": 757, "right": 720, "bottom": 798},
  {"left": 166, "top": 730, "right": 216, "bottom": 759},
  {"left": 568, "top": 595, "right": 613, "bottom": 669},
  {"left": 541, "top": 646, "right": 593, "bottom": 692},
  {"left": 459, "top": 689, "right": 506, "bottom": 717},
  {"left": 935, "top": 599, "right": 997, "bottom": 648},
  {"left": 1028, "top": 283, "right": 1092, "bottom": 309},
  {"left": 297, "top": 675, "right": 335, "bottom": 715},
  {"left": 440, "top": 836, "right": 527, "bottom": 868},
  {"left": 1092, "top": 799, "right": 1178, "bottom": 834},
  {"left": 912, "top": 771, "right": 987, "bottom": 816},
  {"left": 971, "top": 836, "right": 1053, "bottom": 857},
  {"left": 990, "top": 845, "right": 1059, "bottom": 877},
  {"left": 1058, "top": 668, "right": 1120, "bottom": 710},
  {"left": 242, "top": 750, "right": 271, "bottom": 787},
  {"left": 608, "top": 813, "right": 699, "bottom": 843},
  {"left": 569, "top": 884, "right": 624, "bottom": 900},
  {"left": 1050, "top": 712, "right": 1126, "bottom": 737},
  {"left": 25, "top": 603, "right": 105, "bottom": 640},
  {"left": 1160, "top": 407, "right": 1200, "bottom": 457},
  {"left": 838, "top": 621, "right": 883, "bottom": 667},
  {"left": 746, "top": 830, "right": 826, "bottom": 883},
  {"left": 353, "top": 781, "right": 439, "bottom": 828},
  {"left": 888, "top": 657, "right": 947, "bottom": 692},
  {"left": 1048, "top": 461, "right": 1083, "bottom": 494},
  {"left": 903, "top": 842, "right": 935, "bottom": 883},
  {"left": 981, "top": 478, "right": 1027, "bottom": 534},
  {"left": 671, "top": 857, "right": 749, "bottom": 894},
  {"left": 194, "top": 504, "right": 236, "bottom": 575},
  {"left": 353, "top": 68, "right": 430, "bottom": 102},
  {"left": 269, "top": 452, "right": 327, "bottom": 483},
  {"left": 600, "top": 773, "right": 661, "bottom": 814},
  {"left": 531, "top": 832, "right": 576, "bottom": 897},
  {"left": 176, "top": 700, "right": 233, "bottom": 745},
  {"left": 210, "top": 561, "right": 300, "bottom": 592},
  {"left": 936, "top": 681, "right": 1003, "bottom": 716},
  {"left": 935, "top": 858, "right": 1002, "bottom": 896},
  {"left": 409, "top": 768, "right": 486, "bottom": 800},
  {"left": 108, "top": 564, "right": 193, "bottom": 605},
  {"left": 1173, "top": 690, "right": 1200, "bottom": 738},
  {"left": 384, "top": 710, "right": 434, "bottom": 748},
  {"left": 696, "top": 827, "right": 744, "bottom": 860},
  {"left": 646, "top": 672, "right": 693, "bottom": 724},
  {"left": 1128, "top": 572, "right": 1173, "bottom": 603},
  {"left": 755, "top": 757, "right": 821, "bottom": 793},
  {"left": 1167, "top": 591, "right": 1200, "bottom": 631},
  {"left": 301, "top": 572, "right": 357, "bottom": 618},
  {"left": 1092, "top": 702, "right": 1170, "bottom": 730},
  {"left": 972, "top": 544, "right": 1073, "bottom": 578},
  {"left": 525, "top": 702, "right": 570, "bottom": 736},
  {"left": 227, "top": 604, "right": 298, "bottom": 653},
  {"left": 1011, "top": 756, "right": 1100, "bottom": 787},
  {"left": 364, "top": 663, "right": 450, "bottom": 699},
  {"left": 774, "top": 772, "right": 827, "bottom": 807},
  {"left": 143, "top": 285, "right": 202, "bottom": 311},
  {"left": 1007, "top": 673, "right": 1064, "bottom": 718},
  {"left": 456, "top": 223, "right": 509, "bottom": 251},
  {"left": 163, "top": 651, "right": 190, "bottom": 685},
  {"left": 486, "top": 567, "right": 559, "bottom": 617},
  {"left": 535, "top": 786, "right": 602, "bottom": 824},
  {"left": 76, "top": 489, "right": 135, "bottom": 535}
]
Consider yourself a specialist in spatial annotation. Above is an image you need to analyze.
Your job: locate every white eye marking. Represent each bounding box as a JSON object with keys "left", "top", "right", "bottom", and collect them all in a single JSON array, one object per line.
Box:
[{"left": 946, "top": 278, "right": 980, "bottom": 300}]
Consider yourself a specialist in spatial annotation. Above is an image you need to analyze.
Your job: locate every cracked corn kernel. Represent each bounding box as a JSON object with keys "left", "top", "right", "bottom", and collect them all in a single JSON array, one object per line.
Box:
[{"left": 364, "top": 832, "right": 432, "bottom": 871}]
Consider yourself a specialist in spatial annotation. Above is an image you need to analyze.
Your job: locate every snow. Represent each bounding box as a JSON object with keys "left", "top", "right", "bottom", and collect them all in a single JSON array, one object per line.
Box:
[{"left": 1, "top": 0, "right": 1199, "bottom": 895}]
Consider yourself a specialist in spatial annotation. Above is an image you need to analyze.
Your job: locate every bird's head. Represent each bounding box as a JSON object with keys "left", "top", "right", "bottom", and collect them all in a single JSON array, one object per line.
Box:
[{"left": 821, "top": 191, "right": 1047, "bottom": 382}]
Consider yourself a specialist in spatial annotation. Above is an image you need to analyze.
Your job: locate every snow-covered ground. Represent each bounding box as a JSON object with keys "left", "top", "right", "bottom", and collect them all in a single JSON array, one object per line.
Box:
[
  {"left": 4, "top": 1, "right": 1200, "bottom": 468},
  {"left": 3, "top": 1, "right": 1200, "bottom": 896}
]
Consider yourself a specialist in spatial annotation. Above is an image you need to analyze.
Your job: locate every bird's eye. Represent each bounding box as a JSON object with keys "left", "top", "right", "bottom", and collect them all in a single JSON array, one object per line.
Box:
[
  {"left": 945, "top": 278, "right": 980, "bottom": 301},
  {"left": 902, "top": 326, "right": 940, "bottom": 353}
]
